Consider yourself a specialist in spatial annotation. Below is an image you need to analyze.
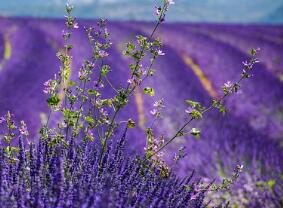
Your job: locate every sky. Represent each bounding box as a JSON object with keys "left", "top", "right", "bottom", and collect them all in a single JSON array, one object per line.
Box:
[{"left": 0, "top": 0, "right": 282, "bottom": 24}]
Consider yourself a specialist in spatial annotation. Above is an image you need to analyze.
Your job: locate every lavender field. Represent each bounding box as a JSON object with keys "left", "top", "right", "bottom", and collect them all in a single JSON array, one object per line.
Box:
[{"left": 0, "top": 16, "right": 283, "bottom": 207}]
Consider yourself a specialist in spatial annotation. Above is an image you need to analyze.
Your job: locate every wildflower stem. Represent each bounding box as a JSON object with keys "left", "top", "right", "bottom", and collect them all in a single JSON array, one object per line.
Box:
[
  {"left": 153, "top": 76, "right": 246, "bottom": 156},
  {"left": 104, "top": 75, "right": 118, "bottom": 93},
  {"left": 125, "top": 4, "right": 165, "bottom": 93},
  {"left": 98, "top": 3, "right": 167, "bottom": 164}
]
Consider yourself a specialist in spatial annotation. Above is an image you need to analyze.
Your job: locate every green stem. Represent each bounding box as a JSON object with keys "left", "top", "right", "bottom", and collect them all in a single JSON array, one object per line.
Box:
[{"left": 152, "top": 77, "right": 245, "bottom": 157}]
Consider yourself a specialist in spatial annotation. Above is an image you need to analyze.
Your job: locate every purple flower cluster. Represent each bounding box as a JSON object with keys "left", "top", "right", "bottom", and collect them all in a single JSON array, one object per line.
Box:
[{"left": 0, "top": 132, "right": 221, "bottom": 208}]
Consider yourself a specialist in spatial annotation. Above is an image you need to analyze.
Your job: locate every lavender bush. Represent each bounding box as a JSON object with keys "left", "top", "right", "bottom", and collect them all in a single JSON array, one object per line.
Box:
[{"left": 0, "top": 0, "right": 264, "bottom": 207}]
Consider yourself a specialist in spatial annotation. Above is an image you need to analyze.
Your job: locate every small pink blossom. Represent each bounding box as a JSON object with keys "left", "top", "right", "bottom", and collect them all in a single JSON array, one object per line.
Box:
[
  {"left": 194, "top": 185, "right": 201, "bottom": 193},
  {"left": 73, "top": 22, "right": 79, "bottom": 29},
  {"left": 19, "top": 121, "right": 29, "bottom": 136},
  {"left": 99, "top": 50, "right": 109, "bottom": 58},
  {"left": 127, "top": 79, "right": 134, "bottom": 84},
  {"left": 190, "top": 193, "right": 199, "bottom": 201},
  {"left": 224, "top": 81, "right": 233, "bottom": 88},
  {"left": 43, "top": 79, "right": 52, "bottom": 94},
  {"left": 86, "top": 129, "right": 94, "bottom": 139},
  {"left": 185, "top": 107, "right": 193, "bottom": 114},
  {"left": 150, "top": 109, "right": 158, "bottom": 116},
  {"left": 153, "top": 99, "right": 165, "bottom": 108},
  {"left": 157, "top": 50, "right": 165, "bottom": 56},
  {"left": 100, "top": 108, "right": 109, "bottom": 117}
]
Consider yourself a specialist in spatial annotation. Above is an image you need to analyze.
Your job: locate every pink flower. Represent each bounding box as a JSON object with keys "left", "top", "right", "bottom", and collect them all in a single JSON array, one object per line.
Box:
[
  {"left": 224, "top": 81, "right": 233, "bottom": 88},
  {"left": 99, "top": 50, "right": 109, "bottom": 58},
  {"left": 127, "top": 79, "right": 134, "bottom": 84},
  {"left": 153, "top": 99, "right": 165, "bottom": 108},
  {"left": 242, "top": 61, "right": 250, "bottom": 67},
  {"left": 185, "top": 107, "right": 193, "bottom": 114},
  {"left": 100, "top": 108, "right": 109, "bottom": 117},
  {"left": 194, "top": 185, "right": 201, "bottom": 193},
  {"left": 150, "top": 109, "right": 158, "bottom": 116},
  {"left": 43, "top": 79, "right": 52, "bottom": 94},
  {"left": 73, "top": 22, "right": 79, "bottom": 29},
  {"left": 19, "top": 121, "right": 29, "bottom": 136},
  {"left": 157, "top": 50, "right": 165, "bottom": 56},
  {"left": 190, "top": 193, "right": 199, "bottom": 201},
  {"left": 86, "top": 129, "right": 94, "bottom": 140}
]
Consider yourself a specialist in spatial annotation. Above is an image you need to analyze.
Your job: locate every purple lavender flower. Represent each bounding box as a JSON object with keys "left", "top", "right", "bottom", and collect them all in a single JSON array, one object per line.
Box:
[
  {"left": 0, "top": 116, "right": 5, "bottom": 124},
  {"left": 0, "top": 135, "right": 209, "bottom": 207}
]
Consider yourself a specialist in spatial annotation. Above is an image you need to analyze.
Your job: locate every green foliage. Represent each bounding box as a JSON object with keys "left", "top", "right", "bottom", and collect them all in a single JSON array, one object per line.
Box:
[
  {"left": 63, "top": 108, "right": 79, "bottom": 127},
  {"left": 47, "top": 95, "right": 60, "bottom": 107},
  {"left": 127, "top": 119, "right": 136, "bottom": 128},
  {"left": 143, "top": 87, "right": 155, "bottom": 96},
  {"left": 101, "top": 65, "right": 110, "bottom": 76}
]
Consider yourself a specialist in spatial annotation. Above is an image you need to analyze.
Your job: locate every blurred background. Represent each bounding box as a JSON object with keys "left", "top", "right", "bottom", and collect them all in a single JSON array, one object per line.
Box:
[
  {"left": 0, "top": 0, "right": 283, "bottom": 23},
  {"left": 0, "top": 0, "right": 283, "bottom": 207}
]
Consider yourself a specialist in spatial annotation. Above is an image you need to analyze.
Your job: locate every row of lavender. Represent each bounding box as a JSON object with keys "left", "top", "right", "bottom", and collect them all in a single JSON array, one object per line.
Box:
[{"left": 0, "top": 13, "right": 282, "bottom": 207}]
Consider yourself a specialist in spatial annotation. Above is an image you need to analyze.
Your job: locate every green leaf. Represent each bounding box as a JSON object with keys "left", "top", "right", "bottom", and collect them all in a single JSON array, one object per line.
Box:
[
  {"left": 250, "top": 49, "right": 257, "bottom": 56},
  {"left": 176, "top": 131, "right": 184, "bottom": 137},
  {"left": 68, "top": 81, "right": 77, "bottom": 87},
  {"left": 127, "top": 42, "right": 136, "bottom": 51},
  {"left": 101, "top": 99, "right": 113, "bottom": 107},
  {"left": 63, "top": 109, "right": 79, "bottom": 126},
  {"left": 115, "top": 89, "right": 128, "bottom": 107},
  {"left": 190, "top": 109, "right": 202, "bottom": 120},
  {"left": 266, "top": 179, "right": 276, "bottom": 190},
  {"left": 85, "top": 116, "right": 95, "bottom": 124},
  {"left": 143, "top": 87, "right": 155, "bottom": 97},
  {"left": 185, "top": 100, "right": 200, "bottom": 108},
  {"left": 47, "top": 95, "right": 60, "bottom": 107},
  {"left": 219, "top": 105, "right": 226, "bottom": 115},
  {"left": 185, "top": 100, "right": 205, "bottom": 111},
  {"left": 101, "top": 65, "right": 110, "bottom": 76},
  {"left": 88, "top": 89, "right": 100, "bottom": 97}
]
